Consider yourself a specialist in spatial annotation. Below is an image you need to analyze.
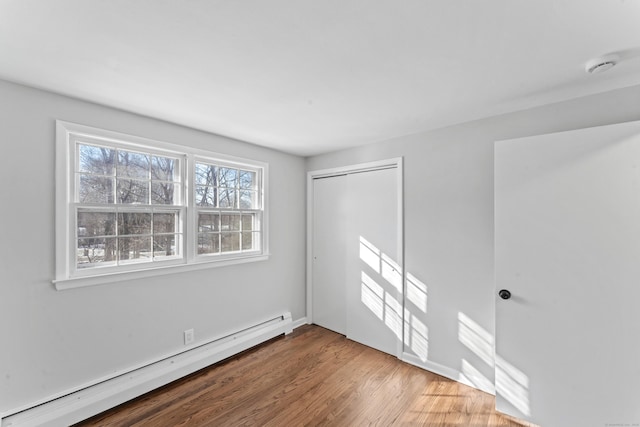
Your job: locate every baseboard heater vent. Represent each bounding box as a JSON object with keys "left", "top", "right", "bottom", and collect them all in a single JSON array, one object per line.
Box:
[{"left": 1, "top": 312, "right": 293, "bottom": 427}]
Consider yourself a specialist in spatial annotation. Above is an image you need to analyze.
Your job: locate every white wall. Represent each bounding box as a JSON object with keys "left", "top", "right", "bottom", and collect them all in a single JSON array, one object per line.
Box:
[
  {"left": 0, "top": 80, "right": 306, "bottom": 414},
  {"left": 306, "top": 84, "right": 640, "bottom": 392}
]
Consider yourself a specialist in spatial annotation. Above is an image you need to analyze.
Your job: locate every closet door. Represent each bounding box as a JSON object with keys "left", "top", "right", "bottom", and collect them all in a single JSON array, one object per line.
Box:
[
  {"left": 495, "top": 121, "right": 640, "bottom": 425},
  {"left": 312, "top": 166, "right": 401, "bottom": 356},
  {"left": 312, "top": 174, "right": 348, "bottom": 335},
  {"left": 345, "top": 168, "right": 401, "bottom": 356}
]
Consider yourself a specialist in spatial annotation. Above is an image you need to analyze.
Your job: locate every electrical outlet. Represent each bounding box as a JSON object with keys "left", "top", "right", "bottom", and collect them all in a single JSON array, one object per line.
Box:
[{"left": 184, "top": 328, "right": 195, "bottom": 345}]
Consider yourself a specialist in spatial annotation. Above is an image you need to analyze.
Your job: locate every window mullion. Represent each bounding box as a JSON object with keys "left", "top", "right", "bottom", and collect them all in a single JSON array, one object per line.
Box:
[{"left": 185, "top": 154, "right": 196, "bottom": 263}]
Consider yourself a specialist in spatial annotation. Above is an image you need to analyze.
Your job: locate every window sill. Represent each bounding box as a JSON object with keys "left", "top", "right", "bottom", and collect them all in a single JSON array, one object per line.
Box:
[{"left": 53, "top": 254, "right": 270, "bottom": 291}]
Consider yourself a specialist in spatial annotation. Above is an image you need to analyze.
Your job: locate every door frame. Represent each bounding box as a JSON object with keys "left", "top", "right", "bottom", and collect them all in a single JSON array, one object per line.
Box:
[{"left": 306, "top": 157, "right": 404, "bottom": 357}]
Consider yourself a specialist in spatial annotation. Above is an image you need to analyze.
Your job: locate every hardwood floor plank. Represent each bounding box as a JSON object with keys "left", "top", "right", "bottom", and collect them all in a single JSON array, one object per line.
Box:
[
  {"left": 141, "top": 327, "right": 345, "bottom": 426},
  {"left": 74, "top": 325, "right": 537, "bottom": 427},
  {"left": 303, "top": 351, "right": 403, "bottom": 426},
  {"left": 214, "top": 334, "right": 366, "bottom": 426}
]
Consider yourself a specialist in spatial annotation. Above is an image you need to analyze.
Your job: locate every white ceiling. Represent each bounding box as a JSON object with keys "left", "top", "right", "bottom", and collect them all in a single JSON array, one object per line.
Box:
[{"left": 1, "top": 1, "right": 639, "bottom": 156}]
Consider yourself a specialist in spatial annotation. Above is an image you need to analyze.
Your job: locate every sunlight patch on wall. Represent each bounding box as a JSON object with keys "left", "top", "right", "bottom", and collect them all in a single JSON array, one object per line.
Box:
[
  {"left": 356, "top": 234, "right": 529, "bottom": 414},
  {"left": 381, "top": 253, "right": 402, "bottom": 292},
  {"left": 405, "top": 308, "right": 429, "bottom": 361},
  {"left": 384, "top": 291, "right": 403, "bottom": 340},
  {"left": 360, "top": 235, "right": 402, "bottom": 292},
  {"left": 358, "top": 235, "right": 429, "bottom": 362},
  {"left": 360, "top": 271, "right": 403, "bottom": 340},
  {"left": 361, "top": 271, "right": 384, "bottom": 320},
  {"left": 359, "top": 236, "right": 381, "bottom": 274},
  {"left": 458, "top": 312, "right": 494, "bottom": 367},
  {"left": 460, "top": 359, "right": 494, "bottom": 392},
  {"left": 496, "top": 354, "right": 531, "bottom": 416},
  {"left": 406, "top": 273, "right": 427, "bottom": 313}
]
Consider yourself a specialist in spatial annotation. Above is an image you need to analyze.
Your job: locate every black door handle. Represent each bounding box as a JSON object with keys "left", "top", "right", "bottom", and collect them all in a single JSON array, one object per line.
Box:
[{"left": 499, "top": 289, "right": 511, "bottom": 300}]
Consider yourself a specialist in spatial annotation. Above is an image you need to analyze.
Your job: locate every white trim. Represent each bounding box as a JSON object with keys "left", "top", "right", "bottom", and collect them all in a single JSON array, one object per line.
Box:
[
  {"left": 291, "top": 317, "right": 309, "bottom": 330},
  {"left": 305, "top": 175, "right": 314, "bottom": 324},
  {"left": 306, "top": 157, "right": 404, "bottom": 360},
  {"left": 395, "top": 157, "right": 405, "bottom": 359},
  {"left": 190, "top": 156, "right": 267, "bottom": 262},
  {"left": 57, "top": 121, "right": 266, "bottom": 167},
  {"left": 55, "top": 120, "right": 269, "bottom": 289},
  {"left": 0, "top": 313, "right": 292, "bottom": 427},
  {"left": 402, "top": 352, "right": 461, "bottom": 382},
  {"left": 308, "top": 158, "right": 403, "bottom": 179},
  {"left": 53, "top": 254, "right": 269, "bottom": 290},
  {"left": 55, "top": 122, "right": 72, "bottom": 281},
  {"left": 402, "top": 352, "right": 496, "bottom": 395}
]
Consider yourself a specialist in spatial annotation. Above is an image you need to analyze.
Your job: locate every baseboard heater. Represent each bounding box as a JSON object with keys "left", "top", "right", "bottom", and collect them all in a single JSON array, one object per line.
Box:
[{"left": 1, "top": 312, "right": 293, "bottom": 427}]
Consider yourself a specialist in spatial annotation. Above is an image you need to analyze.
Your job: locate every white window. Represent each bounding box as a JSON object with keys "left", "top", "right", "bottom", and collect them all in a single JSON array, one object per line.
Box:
[
  {"left": 194, "top": 160, "right": 263, "bottom": 257},
  {"left": 55, "top": 122, "right": 268, "bottom": 289}
]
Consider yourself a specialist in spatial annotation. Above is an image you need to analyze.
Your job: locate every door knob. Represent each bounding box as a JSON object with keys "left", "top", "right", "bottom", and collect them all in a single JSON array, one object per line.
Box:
[{"left": 498, "top": 289, "right": 511, "bottom": 300}]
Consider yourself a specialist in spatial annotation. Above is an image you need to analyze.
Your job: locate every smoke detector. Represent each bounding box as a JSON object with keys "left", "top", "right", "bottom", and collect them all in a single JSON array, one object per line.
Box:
[{"left": 585, "top": 55, "right": 618, "bottom": 74}]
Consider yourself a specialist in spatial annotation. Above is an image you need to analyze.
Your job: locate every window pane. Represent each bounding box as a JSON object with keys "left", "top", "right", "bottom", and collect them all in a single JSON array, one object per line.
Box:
[
  {"left": 239, "top": 190, "right": 257, "bottom": 209},
  {"left": 118, "top": 236, "right": 152, "bottom": 262},
  {"left": 195, "top": 185, "right": 217, "bottom": 207},
  {"left": 195, "top": 163, "right": 217, "bottom": 186},
  {"left": 198, "top": 213, "right": 219, "bottom": 232},
  {"left": 118, "top": 150, "right": 149, "bottom": 178},
  {"left": 153, "top": 234, "right": 178, "bottom": 258},
  {"left": 219, "top": 168, "right": 238, "bottom": 189},
  {"left": 241, "top": 213, "right": 256, "bottom": 231},
  {"left": 151, "top": 182, "right": 176, "bottom": 205},
  {"left": 218, "top": 189, "right": 237, "bottom": 208},
  {"left": 242, "top": 232, "right": 259, "bottom": 251},
  {"left": 198, "top": 233, "right": 220, "bottom": 254},
  {"left": 153, "top": 212, "right": 177, "bottom": 233},
  {"left": 151, "top": 156, "right": 177, "bottom": 181},
  {"left": 221, "top": 232, "right": 240, "bottom": 252},
  {"left": 239, "top": 170, "right": 256, "bottom": 190},
  {"left": 78, "top": 144, "right": 115, "bottom": 175},
  {"left": 221, "top": 213, "right": 240, "bottom": 231},
  {"left": 117, "top": 179, "right": 149, "bottom": 204},
  {"left": 78, "top": 175, "right": 114, "bottom": 203},
  {"left": 118, "top": 212, "right": 151, "bottom": 235},
  {"left": 77, "top": 237, "right": 117, "bottom": 268},
  {"left": 78, "top": 211, "right": 116, "bottom": 237}
]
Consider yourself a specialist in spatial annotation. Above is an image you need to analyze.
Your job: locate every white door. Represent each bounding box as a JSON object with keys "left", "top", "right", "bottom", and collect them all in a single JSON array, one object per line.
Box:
[
  {"left": 495, "top": 121, "right": 640, "bottom": 426},
  {"left": 345, "top": 168, "right": 401, "bottom": 356},
  {"left": 312, "top": 174, "right": 348, "bottom": 335},
  {"left": 312, "top": 165, "right": 401, "bottom": 357}
]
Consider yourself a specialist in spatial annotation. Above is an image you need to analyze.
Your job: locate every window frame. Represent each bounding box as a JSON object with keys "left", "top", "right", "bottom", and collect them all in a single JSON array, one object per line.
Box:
[
  {"left": 55, "top": 121, "right": 269, "bottom": 290},
  {"left": 72, "top": 135, "right": 187, "bottom": 275},
  {"left": 191, "top": 156, "right": 264, "bottom": 262}
]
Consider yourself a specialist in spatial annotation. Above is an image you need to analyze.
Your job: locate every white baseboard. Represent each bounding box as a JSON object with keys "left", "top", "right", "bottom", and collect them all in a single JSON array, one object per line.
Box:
[
  {"left": 291, "top": 316, "right": 308, "bottom": 330},
  {"left": 1, "top": 312, "right": 293, "bottom": 427},
  {"left": 402, "top": 352, "right": 495, "bottom": 395}
]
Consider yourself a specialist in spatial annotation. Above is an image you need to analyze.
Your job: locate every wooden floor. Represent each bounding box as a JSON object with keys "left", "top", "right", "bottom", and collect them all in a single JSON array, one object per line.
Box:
[{"left": 75, "top": 325, "right": 536, "bottom": 427}]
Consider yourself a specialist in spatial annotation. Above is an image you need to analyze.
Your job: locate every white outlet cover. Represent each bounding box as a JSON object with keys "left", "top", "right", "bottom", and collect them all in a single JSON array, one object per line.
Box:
[{"left": 184, "top": 329, "right": 195, "bottom": 345}]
